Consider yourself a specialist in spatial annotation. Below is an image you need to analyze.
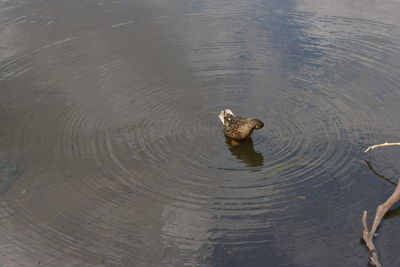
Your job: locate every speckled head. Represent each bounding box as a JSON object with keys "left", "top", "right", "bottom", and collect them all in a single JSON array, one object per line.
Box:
[{"left": 219, "top": 109, "right": 234, "bottom": 124}]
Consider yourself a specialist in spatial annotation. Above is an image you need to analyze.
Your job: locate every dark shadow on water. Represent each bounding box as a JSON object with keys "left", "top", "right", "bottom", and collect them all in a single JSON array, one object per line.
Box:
[
  {"left": 225, "top": 138, "right": 264, "bottom": 168},
  {"left": 365, "top": 159, "right": 398, "bottom": 186},
  {"left": 385, "top": 205, "right": 400, "bottom": 219}
]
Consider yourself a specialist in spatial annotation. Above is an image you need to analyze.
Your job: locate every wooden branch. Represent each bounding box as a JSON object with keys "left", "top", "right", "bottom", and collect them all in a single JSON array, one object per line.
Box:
[
  {"left": 362, "top": 178, "right": 400, "bottom": 267},
  {"left": 364, "top": 142, "right": 400, "bottom": 153},
  {"left": 362, "top": 211, "right": 381, "bottom": 267},
  {"left": 371, "top": 180, "right": 400, "bottom": 236},
  {"left": 362, "top": 143, "right": 400, "bottom": 266}
]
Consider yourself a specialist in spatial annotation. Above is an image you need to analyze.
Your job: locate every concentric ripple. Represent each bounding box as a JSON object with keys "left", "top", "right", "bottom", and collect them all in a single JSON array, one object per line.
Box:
[{"left": 1, "top": 0, "right": 400, "bottom": 266}]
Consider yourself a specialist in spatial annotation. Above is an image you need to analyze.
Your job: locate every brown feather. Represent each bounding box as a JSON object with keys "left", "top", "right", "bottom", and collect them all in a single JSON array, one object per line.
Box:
[{"left": 222, "top": 113, "right": 264, "bottom": 140}]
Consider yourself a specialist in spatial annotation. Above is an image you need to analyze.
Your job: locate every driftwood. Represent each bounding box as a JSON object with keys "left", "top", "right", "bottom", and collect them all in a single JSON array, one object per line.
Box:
[
  {"left": 362, "top": 142, "right": 400, "bottom": 267},
  {"left": 364, "top": 142, "right": 400, "bottom": 153},
  {"left": 362, "top": 179, "right": 400, "bottom": 267}
]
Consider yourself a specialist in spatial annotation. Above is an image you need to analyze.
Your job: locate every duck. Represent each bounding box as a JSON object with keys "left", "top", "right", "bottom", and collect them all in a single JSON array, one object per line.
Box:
[{"left": 219, "top": 109, "right": 264, "bottom": 145}]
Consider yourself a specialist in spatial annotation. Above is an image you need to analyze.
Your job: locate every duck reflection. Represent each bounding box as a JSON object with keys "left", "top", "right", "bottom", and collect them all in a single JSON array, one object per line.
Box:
[{"left": 226, "top": 138, "right": 264, "bottom": 167}]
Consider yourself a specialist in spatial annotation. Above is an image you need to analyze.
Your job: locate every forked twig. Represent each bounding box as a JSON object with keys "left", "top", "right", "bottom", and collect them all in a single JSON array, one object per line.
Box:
[
  {"left": 362, "top": 179, "right": 400, "bottom": 267},
  {"left": 362, "top": 211, "right": 381, "bottom": 267},
  {"left": 364, "top": 142, "right": 400, "bottom": 153},
  {"left": 362, "top": 143, "right": 400, "bottom": 267}
]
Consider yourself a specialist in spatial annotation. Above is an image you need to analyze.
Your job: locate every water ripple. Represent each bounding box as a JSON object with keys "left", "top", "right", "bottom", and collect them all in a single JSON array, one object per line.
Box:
[{"left": 1, "top": 2, "right": 400, "bottom": 266}]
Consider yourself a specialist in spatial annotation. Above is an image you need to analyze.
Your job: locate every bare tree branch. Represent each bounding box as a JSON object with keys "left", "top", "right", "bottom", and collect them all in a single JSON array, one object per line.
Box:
[
  {"left": 364, "top": 142, "right": 400, "bottom": 153},
  {"left": 362, "top": 143, "right": 400, "bottom": 267},
  {"left": 362, "top": 178, "right": 400, "bottom": 267},
  {"left": 362, "top": 211, "right": 382, "bottom": 267}
]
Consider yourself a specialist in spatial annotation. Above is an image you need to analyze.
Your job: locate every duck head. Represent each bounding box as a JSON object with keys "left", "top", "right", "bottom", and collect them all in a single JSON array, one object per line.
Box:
[{"left": 219, "top": 109, "right": 234, "bottom": 124}]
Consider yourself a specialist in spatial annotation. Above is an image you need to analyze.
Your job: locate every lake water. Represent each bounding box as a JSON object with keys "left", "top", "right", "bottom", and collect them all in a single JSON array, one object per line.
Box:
[{"left": 1, "top": 0, "right": 400, "bottom": 266}]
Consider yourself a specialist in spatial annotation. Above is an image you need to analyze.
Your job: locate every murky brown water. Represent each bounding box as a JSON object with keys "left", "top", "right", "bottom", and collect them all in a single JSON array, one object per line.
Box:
[{"left": 1, "top": 0, "right": 400, "bottom": 266}]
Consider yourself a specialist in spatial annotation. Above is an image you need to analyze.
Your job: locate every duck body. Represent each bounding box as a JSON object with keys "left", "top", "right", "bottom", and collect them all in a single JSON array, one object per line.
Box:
[{"left": 219, "top": 109, "right": 264, "bottom": 140}]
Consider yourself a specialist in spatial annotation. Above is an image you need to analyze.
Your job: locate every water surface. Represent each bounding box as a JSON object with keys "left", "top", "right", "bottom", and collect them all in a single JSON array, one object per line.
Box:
[{"left": 1, "top": 0, "right": 400, "bottom": 266}]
